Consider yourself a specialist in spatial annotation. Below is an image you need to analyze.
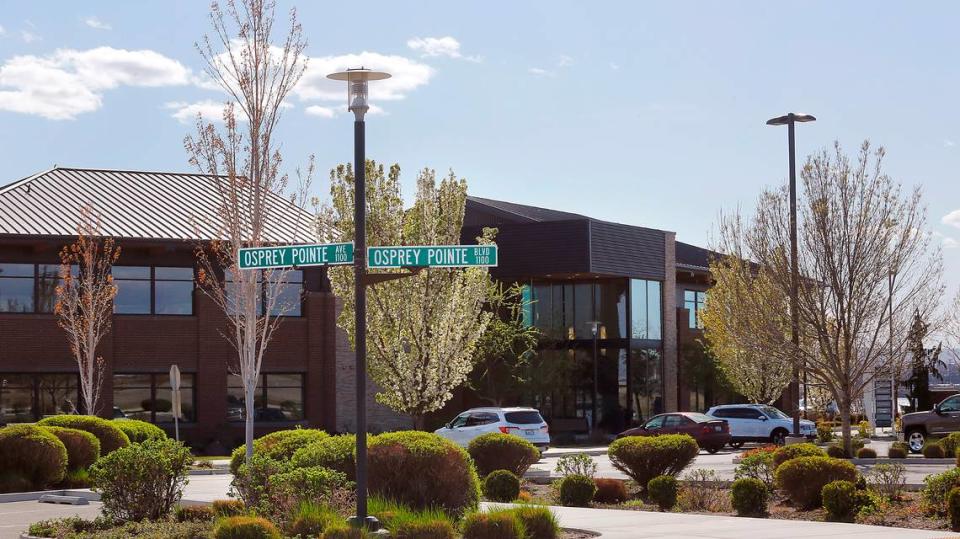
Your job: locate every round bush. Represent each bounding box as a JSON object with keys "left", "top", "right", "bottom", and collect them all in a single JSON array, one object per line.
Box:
[
  {"left": 512, "top": 506, "right": 559, "bottom": 539},
  {"left": 290, "top": 434, "right": 357, "bottom": 480},
  {"left": 0, "top": 424, "right": 67, "bottom": 490},
  {"left": 593, "top": 478, "right": 628, "bottom": 504},
  {"left": 212, "top": 499, "right": 247, "bottom": 518},
  {"left": 942, "top": 433, "right": 960, "bottom": 459},
  {"left": 826, "top": 445, "right": 847, "bottom": 458},
  {"left": 558, "top": 474, "right": 596, "bottom": 507},
  {"left": 288, "top": 503, "right": 340, "bottom": 538},
  {"left": 213, "top": 516, "right": 281, "bottom": 539},
  {"left": 230, "top": 428, "right": 329, "bottom": 474},
  {"left": 774, "top": 456, "right": 857, "bottom": 509},
  {"left": 822, "top": 480, "right": 859, "bottom": 521},
  {"left": 608, "top": 434, "right": 698, "bottom": 491},
  {"left": 90, "top": 438, "right": 192, "bottom": 521},
  {"left": 175, "top": 505, "right": 215, "bottom": 522},
  {"left": 771, "top": 443, "right": 825, "bottom": 468},
  {"left": 41, "top": 426, "right": 100, "bottom": 471},
  {"left": 731, "top": 477, "right": 768, "bottom": 517},
  {"left": 468, "top": 433, "right": 540, "bottom": 478},
  {"left": 368, "top": 431, "right": 480, "bottom": 517},
  {"left": 888, "top": 446, "right": 907, "bottom": 459},
  {"left": 483, "top": 470, "right": 520, "bottom": 502},
  {"left": 647, "top": 475, "right": 678, "bottom": 511},
  {"left": 856, "top": 447, "right": 877, "bottom": 459},
  {"left": 111, "top": 419, "right": 167, "bottom": 444},
  {"left": 924, "top": 443, "right": 946, "bottom": 459},
  {"left": 461, "top": 511, "right": 525, "bottom": 539},
  {"left": 949, "top": 487, "right": 960, "bottom": 532},
  {"left": 921, "top": 468, "right": 960, "bottom": 515},
  {"left": 392, "top": 520, "right": 456, "bottom": 539},
  {"left": 322, "top": 525, "right": 370, "bottom": 538},
  {"left": 38, "top": 415, "right": 130, "bottom": 454}
]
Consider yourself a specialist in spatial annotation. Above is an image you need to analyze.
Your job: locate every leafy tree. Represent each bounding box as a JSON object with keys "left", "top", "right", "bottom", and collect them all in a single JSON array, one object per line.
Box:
[
  {"left": 319, "top": 162, "right": 494, "bottom": 429},
  {"left": 682, "top": 342, "right": 734, "bottom": 412},
  {"left": 905, "top": 310, "right": 944, "bottom": 411}
]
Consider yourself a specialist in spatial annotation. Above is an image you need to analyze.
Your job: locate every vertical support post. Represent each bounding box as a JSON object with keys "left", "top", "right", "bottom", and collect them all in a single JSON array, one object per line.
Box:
[
  {"left": 353, "top": 117, "right": 368, "bottom": 522},
  {"left": 788, "top": 118, "right": 801, "bottom": 437},
  {"left": 592, "top": 330, "right": 599, "bottom": 434}
]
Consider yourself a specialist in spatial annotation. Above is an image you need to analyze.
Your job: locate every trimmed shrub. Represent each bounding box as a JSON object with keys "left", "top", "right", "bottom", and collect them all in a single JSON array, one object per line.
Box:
[
  {"left": 826, "top": 444, "right": 847, "bottom": 458},
  {"left": 213, "top": 499, "right": 247, "bottom": 518},
  {"left": 468, "top": 433, "right": 540, "bottom": 478},
  {"left": 461, "top": 511, "right": 525, "bottom": 539},
  {"left": 288, "top": 502, "right": 341, "bottom": 538},
  {"left": 771, "top": 443, "right": 824, "bottom": 468},
  {"left": 822, "top": 480, "right": 858, "bottom": 521},
  {"left": 263, "top": 465, "right": 349, "bottom": 519},
  {"left": 322, "top": 525, "right": 370, "bottom": 539},
  {"left": 857, "top": 420, "right": 872, "bottom": 439},
  {"left": 942, "top": 433, "right": 960, "bottom": 459},
  {"left": 368, "top": 431, "right": 480, "bottom": 517},
  {"left": 230, "top": 428, "right": 329, "bottom": 474},
  {"left": 392, "top": 519, "right": 457, "bottom": 539},
  {"left": 924, "top": 443, "right": 946, "bottom": 459},
  {"left": 647, "top": 475, "right": 678, "bottom": 511},
  {"left": 553, "top": 452, "right": 597, "bottom": 478},
  {"left": 731, "top": 477, "right": 768, "bottom": 517},
  {"left": 593, "top": 478, "right": 628, "bottom": 504},
  {"left": 483, "top": 470, "right": 520, "bottom": 502},
  {"left": 856, "top": 447, "right": 877, "bottom": 459},
  {"left": 608, "top": 434, "right": 699, "bottom": 491},
  {"left": 949, "top": 487, "right": 960, "bottom": 532},
  {"left": 921, "top": 468, "right": 960, "bottom": 515},
  {"left": 888, "top": 446, "right": 907, "bottom": 459},
  {"left": 0, "top": 424, "right": 68, "bottom": 490},
  {"left": 231, "top": 454, "right": 287, "bottom": 508},
  {"left": 290, "top": 434, "right": 357, "bottom": 480},
  {"left": 41, "top": 426, "right": 100, "bottom": 471},
  {"left": 816, "top": 420, "right": 834, "bottom": 443},
  {"left": 0, "top": 471, "right": 32, "bottom": 493},
  {"left": 511, "top": 506, "right": 559, "bottom": 539},
  {"left": 59, "top": 468, "right": 91, "bottom": 489},
  {"left": 213, "top": 516, "right": 281, "bottom": 539},
  {"left": 175, "top": 504, "right": 215, "bottom": 522},
  {"left": 112, "top": 419, "right": 167, "bottom": 444},
  {"left": 90, "top": 438, "right": 192, "bottom": 521},
  {"left": 774, "top": 456, "right": 857, "bottom": 509},
  {"left": 38, "top": 415, "right": 130, "bottom": 454},
  {"left": 558, "top": 474, "right": 596, "bottom": 507}
]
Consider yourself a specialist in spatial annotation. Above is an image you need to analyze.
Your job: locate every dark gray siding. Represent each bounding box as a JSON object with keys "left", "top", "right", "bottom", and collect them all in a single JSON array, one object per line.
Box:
[
  {"left": 589, "top": 220, "right": 665, "bottom": 280},
  {"left": 462, "top": 220, "right": 591, "bottom": 278}
]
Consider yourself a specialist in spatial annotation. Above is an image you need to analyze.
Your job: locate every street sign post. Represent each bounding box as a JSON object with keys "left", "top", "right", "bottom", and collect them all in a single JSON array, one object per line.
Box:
[
  {"left": 169, "top": 364, "right": 181, "bottom": 442},
  {"left": 367, "top": 245, "right": 498, "bottom": 269},
  {"left": 238, "top": 242, "right": 354, "bottom": 270}
]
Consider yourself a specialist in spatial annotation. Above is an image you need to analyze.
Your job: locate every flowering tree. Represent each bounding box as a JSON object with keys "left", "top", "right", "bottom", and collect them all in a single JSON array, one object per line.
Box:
[
  {"left": 319, "top": 162, "right": 494, "bottom": 429},
  {"left": 186, "top": 0, "right": 311, "bottom": 463},
  {"left": 55, "top": 206, "right": 120, "bottom": 415}
]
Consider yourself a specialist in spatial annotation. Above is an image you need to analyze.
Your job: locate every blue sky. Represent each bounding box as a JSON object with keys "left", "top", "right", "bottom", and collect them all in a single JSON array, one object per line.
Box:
[{"left": 1, "top": 1, "right": 959, "bottom": 292}]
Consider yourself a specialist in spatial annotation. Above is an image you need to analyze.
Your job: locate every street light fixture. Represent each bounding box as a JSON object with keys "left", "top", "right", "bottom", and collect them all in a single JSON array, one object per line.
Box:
[
  {"left": 327, "top": 67, "right": 391, "bottom": 530},
  {"left": 766, "top": 112, "right": 815, "bottom": 441},
  {"left": 588, "top": 321, "right": 601, "bottom": 435}
]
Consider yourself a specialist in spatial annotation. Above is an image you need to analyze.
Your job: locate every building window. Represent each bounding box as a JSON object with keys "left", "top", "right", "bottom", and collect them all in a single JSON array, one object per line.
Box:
[
  {"left": 630, "top": 279, "right": 662, "bottom": 340},
  {"left": 225, "top": 269, "right": 303, "bottom": 317},
  {"left": 0, "top": 374, "right": 80, "bottom": 424},
  {"left": 684, "top": 290, "right": 707, "bottom": 329},
  {"left": 527, "top": 280, "right": 628, "bottom": 340},
  {"left": 113, "top": 373, "right": 195, "bottom": 423},
  {"left": 113, "top": 266, "right": 194, "bottom": 315},
  {"left": 227, "top": 373, "right": 304, "bottom": 422},
  {"left": 0, "top": 263, "right": 36, "bottom": 312}
]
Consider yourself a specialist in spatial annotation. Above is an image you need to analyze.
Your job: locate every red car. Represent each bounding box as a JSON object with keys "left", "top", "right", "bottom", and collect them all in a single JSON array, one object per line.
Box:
[{"left": 616, "top": 412, "right": 731, "bottom": 453}]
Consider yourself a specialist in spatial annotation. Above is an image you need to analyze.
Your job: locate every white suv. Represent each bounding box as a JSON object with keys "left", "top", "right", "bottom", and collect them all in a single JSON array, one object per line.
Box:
[
  {"left": 434, "top": 407, "right": 550, "bottom": 452},
  {"left": 706, "top": 404, "right": 815, "bottom": 446}
]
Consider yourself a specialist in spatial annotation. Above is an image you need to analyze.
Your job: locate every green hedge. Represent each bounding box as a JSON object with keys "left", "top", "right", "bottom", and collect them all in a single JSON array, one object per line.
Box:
[
  {"left": 38, "top": 415, "right": 130, "bottom": 454},
  {"left": 230, "top": 428, "right": 329, "bottom": 474},
  {"left": 467, "top": 433, "right": 539, "bottom": 477},
  {"left": 111, "top": 419, "right": 167, "bottom": 444},
  {"left": 41, "top": 426, "right": 100, "bottom": 471},
  {"left": 0, "top": 424, "right": 68, "bottom": 491},
  {"left": 771, "top": 443, "right": 824, "bottom": 468},
  {"left": 290, "top": 434, "right": 357, "bottom": 480},
  {"left": 608, "top": 434, "right": 698, "bottom": 491},
  {"left": 774, "top": 456, "right": 857, "bottom": 509}
]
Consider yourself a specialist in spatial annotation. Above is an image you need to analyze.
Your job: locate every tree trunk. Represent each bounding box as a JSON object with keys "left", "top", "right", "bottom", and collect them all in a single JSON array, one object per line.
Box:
[
  {"left": 244, "top": 383, "right": 255, "bottom": 463},
  {"left": 840, "top": 398, "right": 852, "bottom": 457},
  {"left": 413, "top": 415, "right": 427, "bottom": 431}
]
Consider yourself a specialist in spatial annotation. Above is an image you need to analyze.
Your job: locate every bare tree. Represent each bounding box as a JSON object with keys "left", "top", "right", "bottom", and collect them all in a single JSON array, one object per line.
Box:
[
  {"left": 721, "top": 141, "right": 943, "bottom": 452},
  {"left": 55, "top": 206, "right": 120, "bottom": 415},
  {"left": 186, "top": 0, "right": 311, "bottom": 463}
]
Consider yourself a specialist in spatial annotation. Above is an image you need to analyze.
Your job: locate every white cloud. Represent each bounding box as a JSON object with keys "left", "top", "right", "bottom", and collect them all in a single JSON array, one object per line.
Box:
[
  {"left": 294, "top": 51, "right": 433, "bottom": 105},
  {"left": 558, "top": 55, "right": 574, "bottom": 67},
  {"left": 944, "top": 237, "right": 959, "bottom": 249},
  {"left": 0, "top": 25, "right": 6, "bottom": 36},
  {"left": 528, "top": 67, "right": 554, "bottom": 77},
  {"left": 83, "top": 17, "right": 111, "bottom": 30},
  {"left": 0, "top": 46, "right": 191, "bottom": 119},
  {"left": 406, "top": 36, "right": 480, "bottom": 62},
  {"left": 21, "top": 30, "right": 40, "bottom": 43},
  {"left": 165, "top": 100, "right": 230, "bottom": 124},
  {"left": 946, "top": 139, "right": 956, "bottom": 148},
  {"left": 305, "top": 103, "right": 384, "bottom": 119},
  {"left": 609, "top": 62, "right": 620, "bottom": 71},
  {"left": 944, "top": 210, "right": 960, "bottom": 229}
]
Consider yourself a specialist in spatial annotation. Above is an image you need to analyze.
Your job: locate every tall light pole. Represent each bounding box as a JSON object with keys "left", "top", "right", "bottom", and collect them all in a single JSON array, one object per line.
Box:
[
  {"left": 588, "top": 321, "right": 601, "bottom": 434},
  {"left": 327, "top": 67, "right": 391, "bottom": 529},
  {"left": 766, "top": 112, "right": 815, "bottom": 440}
]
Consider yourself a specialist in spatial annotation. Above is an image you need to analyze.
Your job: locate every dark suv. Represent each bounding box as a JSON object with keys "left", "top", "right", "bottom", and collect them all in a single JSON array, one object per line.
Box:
[{"left": 900, "top": 393, "right": 960, "bottom": 453}]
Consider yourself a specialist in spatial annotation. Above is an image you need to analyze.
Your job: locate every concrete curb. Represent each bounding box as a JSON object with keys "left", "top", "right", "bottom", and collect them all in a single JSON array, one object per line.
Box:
[
  {"left": 0, "top": 489, "right": 100, "bottom": 504},
  {"left": 188, "top": 468, "right": 231, "bottom": 475},
  {"left": 543, "top": 448, "right": 608, "bottom": 457}
]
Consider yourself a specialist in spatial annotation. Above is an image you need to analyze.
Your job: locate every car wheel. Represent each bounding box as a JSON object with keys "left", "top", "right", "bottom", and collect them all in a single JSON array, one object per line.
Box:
[
  {"left": 706, "top": 446, "right": 721, "bottom": 454},
  {"left": 907, "top": 429, "right": 926, "bottom": 454},
  {"left": 729, "top": 441, "right": 744, "bottom": 449},
  {"left": 771, "top": 428, "right": 788, "bottom": 446}
]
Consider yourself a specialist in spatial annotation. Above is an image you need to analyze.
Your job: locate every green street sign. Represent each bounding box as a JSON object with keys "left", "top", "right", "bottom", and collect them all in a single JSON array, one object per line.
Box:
[
  {"left": 238, "top": 242, "right": 354, "bottom": 270},
  {"left": 367, "top": 245, "right": 498, "bottom": 269}
]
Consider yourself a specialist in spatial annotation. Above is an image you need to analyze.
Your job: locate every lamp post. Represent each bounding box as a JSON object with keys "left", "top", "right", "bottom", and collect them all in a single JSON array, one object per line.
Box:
[
  {"left": 327, "top": 67, "right": 391, "bottom": 529},
  {"left": 588, "top": 321, "right": 601, "bottom": 434},
  {"left": 766, "top": 112, "right": 815, "bottom": 440}
]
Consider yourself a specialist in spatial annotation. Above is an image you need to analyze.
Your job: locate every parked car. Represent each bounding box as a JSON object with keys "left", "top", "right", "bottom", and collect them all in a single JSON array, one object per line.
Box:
[
  {"left": 616, "top": 412, "right": 731, "bottom": 453},
  {"left": 900, "top": 393, "right": 960, "bottom": 453},
  {"left": 434, "top": 407, "right": 550, "bottom": 453},
  {"left": 706, "top": 404, "right": 815, "bottom": 446}
]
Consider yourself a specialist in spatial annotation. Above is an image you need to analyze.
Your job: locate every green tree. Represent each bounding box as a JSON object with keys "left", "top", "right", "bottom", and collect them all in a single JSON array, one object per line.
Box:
[
  {"left": 318, "top": 162, "right": 494, "bottom": 429},
  {"left": 905, "top": 310, "right": 944, "bottom": 411}
]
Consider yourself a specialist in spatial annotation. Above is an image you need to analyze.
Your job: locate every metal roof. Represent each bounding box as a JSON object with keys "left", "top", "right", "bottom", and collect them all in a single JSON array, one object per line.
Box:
[
  {"left": 0, "top": 167, "right": 314, "bottom": 242},
  {"left": 466, "top": 196, "right": 590, "bottom": 223}
]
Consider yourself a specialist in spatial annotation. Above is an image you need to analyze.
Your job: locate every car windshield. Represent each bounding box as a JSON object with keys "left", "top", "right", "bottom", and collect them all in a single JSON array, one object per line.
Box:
[
  {"left": 758, "top": 405, "right": 790, "bottom": 420},
  {"left": 686, "top": 413, "right": 716, "bottom": 423},
  {"left": 504, "top": 411, "right": 543, "bottom": 425}
]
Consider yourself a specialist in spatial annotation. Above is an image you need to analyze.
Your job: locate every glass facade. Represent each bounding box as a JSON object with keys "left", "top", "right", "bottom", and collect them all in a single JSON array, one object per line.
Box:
[
  {"left": 113, "top": 373, "right": 195, "bottom": 423},
  {"left": 0, "top": 373, "right": 80, "bottom": 424},
  {"left": 113, "top": 266, "right": 194, "bottom": 315},
  {"left": 0, "top": 263, "right": 75, "bottom": 313},
  {"left": 528, "top": 280, "right": 627, "bottom": 340},
  {"left": 226, "top": 269, "right": 303, "bottom": 317},
  {"left": 630, "top": 279, "right": 662, "bottom": 340},
  {"left": 227, "top": 373, "right": 304, "bottom": 422},
  {"left": 684, "top": 290, "right": 707, "bottom": 329}
]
